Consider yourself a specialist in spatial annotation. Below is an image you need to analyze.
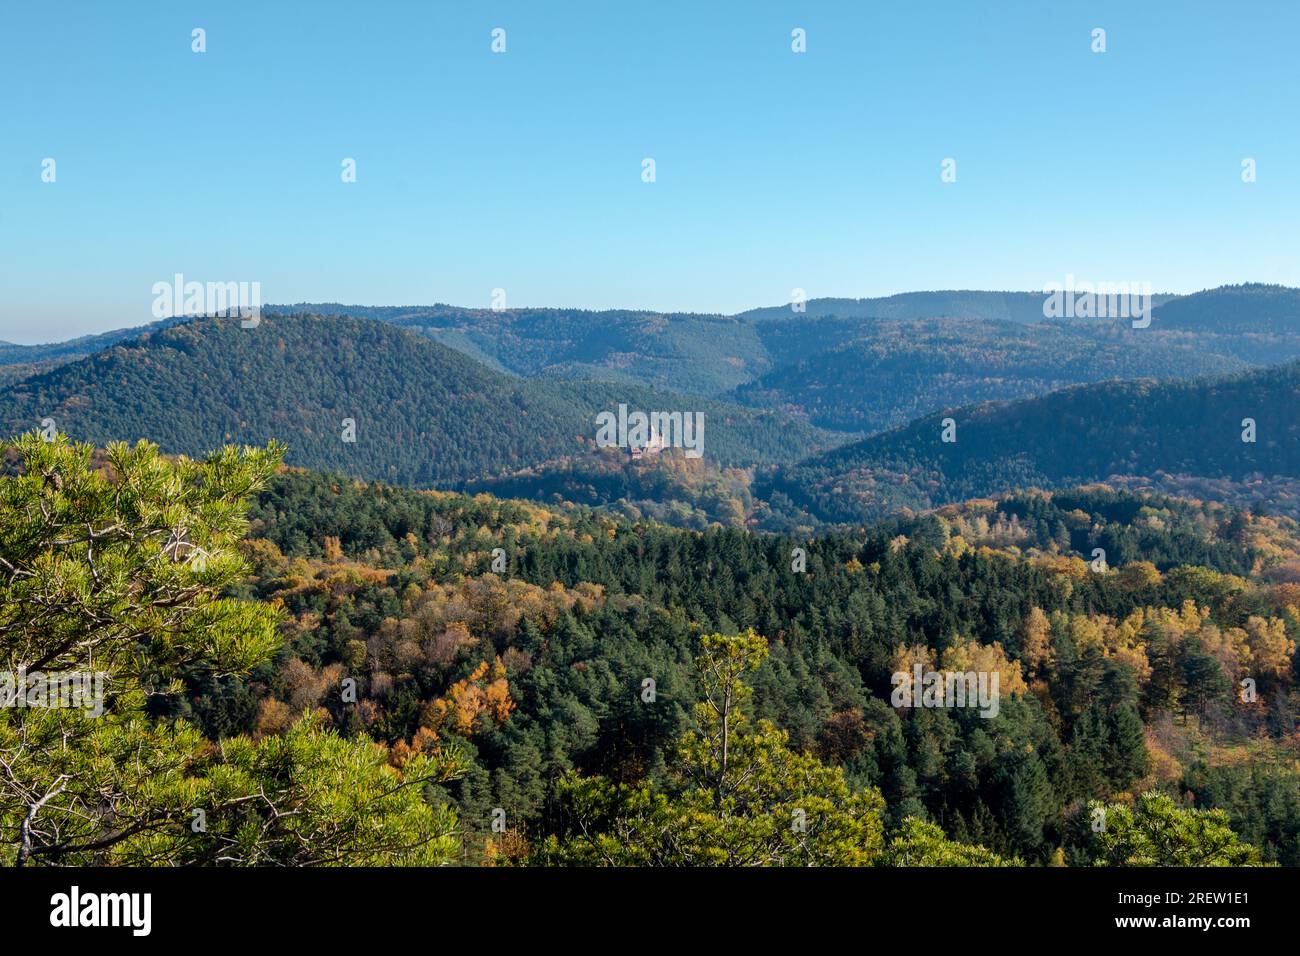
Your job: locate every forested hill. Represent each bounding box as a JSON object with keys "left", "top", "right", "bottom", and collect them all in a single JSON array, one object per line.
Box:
[
  {"left": 0, "top": 314, "right": 837, "bottom": 485},
  {"left": 732, "top": 318, "right": 1242, "bottom": 433},
  {"left": 0, "top": 315, "right": 182, "bottom": 365},
  {"left": 735, "top": 290, "right": 1179, "bottom": 324},
  {"left": 768, "top": 361, "right": 1300, "bottom": 524},
  {"left": 1153, "top": 283, "right": 1300, "bottom": 333},
  {"left": 273, "top": 303, "right": 769, "bottom": 397},
  {"left": 1131, "top": 284, "right": 1300, "bottom": 366},
  {"left": 737, "top": 291, "right": 1064, "bottom": 324}
]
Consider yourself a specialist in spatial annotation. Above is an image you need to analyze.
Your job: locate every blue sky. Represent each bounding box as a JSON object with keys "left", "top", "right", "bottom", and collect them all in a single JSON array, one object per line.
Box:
[{"left": 2, "top": 0, "right": 1297, "bottom": 342}]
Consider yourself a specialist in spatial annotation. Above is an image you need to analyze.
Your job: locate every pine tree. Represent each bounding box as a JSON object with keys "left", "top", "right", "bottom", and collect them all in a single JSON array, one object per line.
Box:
[
  {"left": 0, "top": 433, "right": 466, "bottom": 866},
  {"left": 1091, "top": 792, "right": 1264, "bottom": 866},
  {"left": 533, "top": 630, "right": 886, "bottom": 866}
]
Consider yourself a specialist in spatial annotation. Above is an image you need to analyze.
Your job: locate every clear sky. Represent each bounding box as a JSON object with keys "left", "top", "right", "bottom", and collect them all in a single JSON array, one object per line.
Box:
[{"left": 2, "top": 0, "right": 1297, "bottom": 343}]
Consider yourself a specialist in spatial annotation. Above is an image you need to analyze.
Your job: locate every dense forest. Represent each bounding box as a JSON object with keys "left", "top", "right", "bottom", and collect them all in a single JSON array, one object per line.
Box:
[
  {"left": 1153, "top": 283, "right": 1300, "bottom": 334},
  {"left": 731, "top": 317, "right": 1241, "bottom": 433},
  {"left": 464, "top": 446, "right": 768, "bottom": 531},
  {"left": 770, "top": 360, "right": 1300, "bottom": 524},
  {"left": 167, "top": 456, "right": 1300, "bottom": 864},
  {"left": 0, "top": 314, "right": 837, "bottom": 485},
  {"left": 465, "top": 359, "right": 1300, "bottom": 535},
  {"left": 285, "top": 304, "right": 775, "bottom": 398},
  {"left": 4, "top": 430, "right": 1297, "bottom": 866}
]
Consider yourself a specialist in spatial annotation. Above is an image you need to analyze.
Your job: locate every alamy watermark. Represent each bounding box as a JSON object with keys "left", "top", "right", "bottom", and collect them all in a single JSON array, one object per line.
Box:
[
  {"left": 1042, "top": 275, "right": 1152, "bottom": 328},
  {"left": 891, "top": 663, "right": 1000, "bottom": 718},
  {"left": 50, "top": 886, "right": 151, "bottom": 936},
  {"left": 1, "top": 668, "right": 106, "bottom": 717},
  {"left": 595, "top": 404, "right": 704, "bottom": 459},
  {"left": 151, "top": 273, "right": 262, "bottom": 327}
]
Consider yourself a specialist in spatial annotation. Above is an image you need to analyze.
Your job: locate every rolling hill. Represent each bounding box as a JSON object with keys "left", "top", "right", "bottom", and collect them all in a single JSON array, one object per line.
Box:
[
  {"left": 1126, "top": 284, "right": 1300, "bottom": 366},
  {"left": 272, "top": 303, "right": 771, "bottom": 397},
  {"left": 0, "top": 316, "right": 183, "bottom": 366},
  {"left": 733, "top": 318, "right": 1243, "bottom": 432},
  {"left": 765, "top": 361, "right": 1300, "bottom": 524},
  {"left": 1152, "top": 283, "right": 1300, "bottom": 333},
  {"left": 735, "top": 290, "right": 1179, "bottom": 324},
  {"left": 6, "top": 284, "right": 1300, "bottom": 487},
  {"left": 0, "top": 314, "right": 839, "bottom": 486}
]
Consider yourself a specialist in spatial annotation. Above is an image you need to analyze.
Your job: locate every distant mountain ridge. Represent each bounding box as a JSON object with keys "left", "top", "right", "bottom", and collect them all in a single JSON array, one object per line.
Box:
[
  {"left": 1152, "top": 283, "right": 1300, "bottom": 332},
  {"left": 5, "top": 285, "right": 1300, "bottom": 502},
  {"left": 734, "top": 290, "right": 1159, "bottom": 324},
  {"left": 765, "top": 360, "right": 1300, "bottom": 524},
  {"left": 270, "top": 303, "right": 770, "bottom": 397},
  {"left": 268, "top": 286, "right": 1300, "bottom": 414},
  {"left": 0, "top": 314, "right": 839, "bottom": 487},
  {"left": 730, "top": 317, "right": 1244, "bottom": 433},
  {"left": 0, "top": 316, "right": 184, "bottom": 364},
  {"left": 6, "top": 284, "right": 1292, "bottom": 368}
]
